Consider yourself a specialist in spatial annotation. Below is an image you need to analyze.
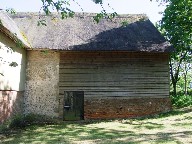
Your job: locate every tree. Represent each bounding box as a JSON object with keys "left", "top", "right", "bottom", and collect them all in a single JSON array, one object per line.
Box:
[
  {"left": 160, "top": 0, "right": 192, "bottom": 96},
  {"left": 39, "top": 0, "right": 169, "bottom": 23},
  {"left": 4, "top": 0, "right": 168, "bottom": 23},
  {"left": 180, "top": 57, "right": 192, "bottom": 95},
  {"left": 39, "top": 0, "right": 117, "bottom": 24}
]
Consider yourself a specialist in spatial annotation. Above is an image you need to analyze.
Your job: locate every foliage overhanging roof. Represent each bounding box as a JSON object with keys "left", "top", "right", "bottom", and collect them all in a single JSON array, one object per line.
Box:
[{"left": 4, "top": 12, "right": 173, "bottom": 52}]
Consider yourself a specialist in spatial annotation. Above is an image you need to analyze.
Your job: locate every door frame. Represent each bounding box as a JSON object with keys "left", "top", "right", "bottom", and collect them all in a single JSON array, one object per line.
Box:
[{"left": 63, "top": 91, "right": 84, "bottom": 121}]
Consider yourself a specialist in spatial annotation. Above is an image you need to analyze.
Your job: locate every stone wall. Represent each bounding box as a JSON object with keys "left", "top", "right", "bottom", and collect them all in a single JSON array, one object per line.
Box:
[
  {"left": 84, "top": 97, "right": 171, "bottom": 119},
  {"left": 24, "top": 50, "right": 60, "bottom": 117},
  {"left": 0, "top": 91, "right": 24, "bottom": 123}
]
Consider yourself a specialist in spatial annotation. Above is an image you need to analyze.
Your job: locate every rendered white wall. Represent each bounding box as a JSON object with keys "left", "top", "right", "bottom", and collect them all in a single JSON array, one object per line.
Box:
[{"left": 0, "top": 33, "right": 26, "bottom": 91}]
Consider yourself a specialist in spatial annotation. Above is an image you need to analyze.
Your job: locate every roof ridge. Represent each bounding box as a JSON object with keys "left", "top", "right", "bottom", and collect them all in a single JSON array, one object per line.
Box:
[{"left": 10, "top": 12, "right": 148, "bottom": 19}]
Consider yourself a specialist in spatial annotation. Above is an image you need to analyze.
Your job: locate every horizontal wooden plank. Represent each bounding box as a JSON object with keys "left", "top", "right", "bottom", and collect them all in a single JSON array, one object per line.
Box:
[
  {"left": 59, "top": 64, "right": 168, "bottom": 69},
  {"left": 60, "top": 53, "right": 168, "bottom": 64},
  {"left": 60, "top": 58, "right": 167, "bottom": 63},
  {"left": 59, "top": 69, "right": 168, "bottom": 75},
  {"left": 59, "top": 86, "right": 170, "bottom": 90},
  {"left": 84, "top": 94, "right": 169, "bottom": 97},
  {"left": 59, "top": 80, "right": 169, "bottom": 84},
  {"left": 60, "top": 57, "right": 166, "bottom": 60},
  {"left": 59, "top": 91, "right": 169, "bottom": 96},
  {"left": 59, "top": 81, "right": 168, "bottom": 87},
  {"left": 60, "top": 59, "right": 168, "bottom": 64},
  {"left": 59, "top": 87, "right": 169, "bottom": 93},
  {"left": 84, "top": 91, "right": 168, "bottom": 95},
  {"left": 59, "top": 95, "right": 169, "bottom": 99},
  {"left": 59, "top": 64, "right": 168, "bottom": 71},
  {"left": 59, "top": 61, "right": 168, "bottom": 66},
  {"left": 59, "top": 76, "right": 169, "bottom": 83},
  {"left": 83, "top": 96, "right": 169, "bottom": 99},
  {"left": 60, "top": 52, "right": 169, "bottom": 60},
  {"left": 59, "top": 94, "right": 169, "bottom": 99},
  {"left": 59, "top": 72, "right": 169, "bottom": 77},
  {"left": 59, "top": 76, "right": 169, "bottom": 81},
  {"left": 60, "top": 62, "right": 167, "bottom": 68},
  {"left": 59, "top": 90, "right": 168, "bottom": 95}
]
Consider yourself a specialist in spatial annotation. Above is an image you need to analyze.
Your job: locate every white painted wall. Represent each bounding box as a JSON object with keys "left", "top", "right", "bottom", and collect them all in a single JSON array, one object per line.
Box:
[{"left": 0, "top": 33, "right": 26, "bottom": 91}]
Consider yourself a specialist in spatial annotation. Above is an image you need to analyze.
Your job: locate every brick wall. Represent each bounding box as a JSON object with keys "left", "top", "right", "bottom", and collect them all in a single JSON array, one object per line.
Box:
[
  {"left": 0, "top": 91, "right": 24, "bottom": 123},
  {"left": 84, "top": 97, "right": 172, "bottom": 119}
]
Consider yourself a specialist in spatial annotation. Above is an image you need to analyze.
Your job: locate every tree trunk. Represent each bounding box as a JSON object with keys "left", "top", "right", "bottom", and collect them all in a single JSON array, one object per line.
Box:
[
  {"left": 169, "top": 52, "right": 188, "bottom": 96},
  {"left": 184, "top": 74, "right": 187, "bottom": 95},
  {"left": 184, "top": 63, "right": 188, "bottom": 95},
  {"left": 173, "top": 81, "right": 177, "bottom": 96}
]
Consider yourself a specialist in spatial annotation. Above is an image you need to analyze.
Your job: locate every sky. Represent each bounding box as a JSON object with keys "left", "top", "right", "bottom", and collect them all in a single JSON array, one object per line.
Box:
[{"left": 1, "top": 0, "right": 166, "bottom": 23}]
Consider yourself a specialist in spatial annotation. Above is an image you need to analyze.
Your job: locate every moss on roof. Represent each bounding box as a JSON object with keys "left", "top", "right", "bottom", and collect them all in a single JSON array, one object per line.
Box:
[
  {"left": 0, "top": 11, "right": 31, "bottom": 48},
  {"left": 10, "top": 12, "right": 173, "bottom": 52}
]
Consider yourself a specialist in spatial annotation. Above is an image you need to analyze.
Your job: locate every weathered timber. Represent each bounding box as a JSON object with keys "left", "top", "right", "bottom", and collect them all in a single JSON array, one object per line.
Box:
[{"left": 59, "top": 52, "right": 170, "bottom": 99}]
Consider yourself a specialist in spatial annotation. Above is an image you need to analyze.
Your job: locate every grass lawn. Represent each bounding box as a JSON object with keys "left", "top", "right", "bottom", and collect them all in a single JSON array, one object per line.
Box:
[{"left": 1, "top": 107, "right": 192, "bottom": 144}]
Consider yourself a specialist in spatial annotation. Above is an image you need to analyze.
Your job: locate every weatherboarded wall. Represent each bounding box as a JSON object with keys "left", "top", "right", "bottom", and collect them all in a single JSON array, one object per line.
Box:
[
  {"left": 0, "top": 33, "right": 26, "bottom": 123},
  {"left": 24, "top": 50, "right": 60, "bottom": 117},
  {"left": 59, "top": 52, "right": 171, "bottom": 119}
]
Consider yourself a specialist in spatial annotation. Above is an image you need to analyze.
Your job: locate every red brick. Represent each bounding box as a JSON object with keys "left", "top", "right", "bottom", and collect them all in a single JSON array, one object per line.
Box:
[
  {"left": 0, "top": 91, "right": 24, "bottom": 123},
  {"left": 84, "top": 98, "right": 171, "bottom": 119}
]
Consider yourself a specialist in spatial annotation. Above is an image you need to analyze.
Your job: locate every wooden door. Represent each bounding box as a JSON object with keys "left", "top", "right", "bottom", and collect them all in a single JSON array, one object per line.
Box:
[{"left": 63, "top": 91, "right": 84, "bottom": 120}]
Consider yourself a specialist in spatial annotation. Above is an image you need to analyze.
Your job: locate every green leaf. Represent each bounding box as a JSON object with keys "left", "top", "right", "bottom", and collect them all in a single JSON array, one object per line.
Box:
[
  {"left": 61, "top": 11, "right": 68, "bottom": 19},
  {"left": 121, "top": 21, "right": 129, "bottom": 27},
  {"left": 37, "top": 20, "right": 47, "bottom": 26},
  {"left": 68, "top": 11, "right": 75, "bottom": 18},
  {"left": 6, "top": 8, "right": 17, "bottom": 15},
  {"left": 9, "top": 62, "right": 18, "bottom": 67},
  {"left": 93, "top": 13, "right": 104, "bottom": 23},
  {"left": 109, "top": 12, "right": 118, "bottom": 20},
  {"left": 92, "top": 0, "right": 103, "bottom": 4}
]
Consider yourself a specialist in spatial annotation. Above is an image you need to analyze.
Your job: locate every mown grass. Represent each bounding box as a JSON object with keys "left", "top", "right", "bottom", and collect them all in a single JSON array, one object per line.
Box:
[{"left": 1, "top": 107, "right": 192, "bottom": 144}]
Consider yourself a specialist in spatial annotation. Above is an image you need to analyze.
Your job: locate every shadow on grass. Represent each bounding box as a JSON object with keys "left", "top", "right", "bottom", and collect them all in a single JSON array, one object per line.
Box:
[
  {"left": 1, "top": 123, "right": 135, "bottom": 144},
  {"left": 1, "top": 122, "right": 192, "bottom": 144},
  {"left": 172, "top": 122, "right": 192, "bottom": 127},
  {"left": 135, "top": 106, "right": 192, "bottom": 120},
  {"left": 1, "top": 107, "right": 192, "bottom": 144},
  {"left": 133, "top": 122, "right": 164, "bottom": 130},
  {"left": 2, "top": 124, "right": 192, "bottom": 144},
  {"left": 184, "top": 115, "right": 192, "bottom": 120}
]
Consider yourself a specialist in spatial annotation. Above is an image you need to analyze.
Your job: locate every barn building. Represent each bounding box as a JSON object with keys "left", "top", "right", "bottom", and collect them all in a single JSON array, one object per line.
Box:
[{"left": 0, "top": 12, "right": 173, "bottom": 122}]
